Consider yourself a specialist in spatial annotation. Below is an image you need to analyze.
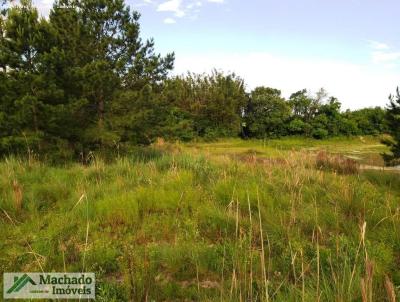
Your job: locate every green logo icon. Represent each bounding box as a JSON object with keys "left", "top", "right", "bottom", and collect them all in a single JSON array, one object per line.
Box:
[{"left": 6, "top": 274, "right": 36, "bottom": 293}]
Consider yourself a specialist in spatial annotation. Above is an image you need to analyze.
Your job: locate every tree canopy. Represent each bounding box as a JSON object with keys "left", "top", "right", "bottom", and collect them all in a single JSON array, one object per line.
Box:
[
  {"left": 382, "top": 89, "right": 400, "bottom": 166},
  {"left": 0, "top": 0, "right": 392, "bottom": 160},
  {"left": 0, "top": 0, "right": 174, "bottom": 158}
]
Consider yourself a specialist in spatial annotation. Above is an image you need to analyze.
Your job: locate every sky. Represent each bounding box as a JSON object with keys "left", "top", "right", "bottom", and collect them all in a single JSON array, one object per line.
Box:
[{"left": 34, "top": 0, "right": 400, "bottom": 109}]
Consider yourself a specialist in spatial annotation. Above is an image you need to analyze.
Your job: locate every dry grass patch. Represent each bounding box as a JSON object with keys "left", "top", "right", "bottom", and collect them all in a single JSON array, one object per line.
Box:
[{"left": 316, "top": 151, "right": 359, "bottom": 174}]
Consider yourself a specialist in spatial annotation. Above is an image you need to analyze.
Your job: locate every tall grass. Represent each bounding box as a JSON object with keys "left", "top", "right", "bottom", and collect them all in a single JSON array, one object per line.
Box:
[{"left": 0, "top": 142, "right": 399, "bottom": 301}]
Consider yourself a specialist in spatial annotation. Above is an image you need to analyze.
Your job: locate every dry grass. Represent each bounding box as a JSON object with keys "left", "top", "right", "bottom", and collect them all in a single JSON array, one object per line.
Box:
[
  {"left": 12, "top": 179, "right": 23, "bottom": 211},
  {"left": 384, "top": 275, "right": 397, "bottom": 302},
  {"left": 316, "top": 151, "right": 360, "bottom": 174}
]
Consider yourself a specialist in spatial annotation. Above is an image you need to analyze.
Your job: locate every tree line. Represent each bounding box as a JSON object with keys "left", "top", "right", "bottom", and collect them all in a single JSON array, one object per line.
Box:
[{"left": 0, "top": 0, "right": 399, "bottom": 164}]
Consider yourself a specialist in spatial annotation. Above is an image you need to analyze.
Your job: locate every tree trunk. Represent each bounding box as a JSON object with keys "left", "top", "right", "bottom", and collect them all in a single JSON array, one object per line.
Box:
[{"left": 98, "top": 95, "right": 104, "bottom": 146}]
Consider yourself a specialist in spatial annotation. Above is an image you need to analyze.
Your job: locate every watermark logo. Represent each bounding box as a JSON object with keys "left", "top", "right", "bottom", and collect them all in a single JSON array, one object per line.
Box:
[
  {"left": 3, "top": 273, "right": 95, "bottom": 299},
  {"left": 7, "top": 274, "right": 36, "bottom": 294}
]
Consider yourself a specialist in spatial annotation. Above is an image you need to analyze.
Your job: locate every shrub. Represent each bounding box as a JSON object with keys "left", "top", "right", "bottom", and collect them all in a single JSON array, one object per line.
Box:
[{"left": 312, "top": 128, "right": 329, "bottom": 139}]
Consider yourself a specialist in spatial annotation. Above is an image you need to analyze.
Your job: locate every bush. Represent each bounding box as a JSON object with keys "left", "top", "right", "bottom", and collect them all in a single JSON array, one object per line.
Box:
[
  {"left": 312, "top": 128, "right": 329, "bottom": 139},
  {"left": 288, "top": 119, "right": 308, "bottom": 135}
]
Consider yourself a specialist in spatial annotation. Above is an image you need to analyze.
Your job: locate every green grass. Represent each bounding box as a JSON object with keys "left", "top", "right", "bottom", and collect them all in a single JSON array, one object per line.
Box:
[
  {"left": 0, "top": 137, "right": 399, "bottom": 301},
  {"left": 186, "top": 136, "right": 389, "bottom": 166}
]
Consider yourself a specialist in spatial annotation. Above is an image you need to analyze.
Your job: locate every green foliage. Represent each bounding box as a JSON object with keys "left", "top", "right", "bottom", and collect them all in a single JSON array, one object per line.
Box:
[
  {"left": 0, "top": 0, "right": 174, "bottom": 157},
  {"left": 382, "top": 88, "right": 400, "bottom": 165},
  {"left": 0, "top": 0, "right": 46, "bottom": 153},
  {"left": 344, "top": 107, "right": 388, "bottom": 135},
  {"left": 289, "top": 88, "right": 321, "bottom": 125},
  {"left": 244, "top": 87, "right": 387, "bottom": 140},
  {"left": 287, "top": 118, "right": 309, "bottom": 134},
  {"left": 0, "top": 0, "right": 390, "bottom": 159},
  {"left": 311, "top": 127, "right": 329, "bottom": 139},
  {"left": 244, "top": 87, "right": 290, "bottom": 138},
  {"left": 164, "top": 71, "right": 247, "bottom": 139}
]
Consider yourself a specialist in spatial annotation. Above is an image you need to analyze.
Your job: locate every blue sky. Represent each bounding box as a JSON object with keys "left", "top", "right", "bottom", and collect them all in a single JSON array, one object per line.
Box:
[{"left": 35, "top": 0, "right": 400, "bottom": 109}]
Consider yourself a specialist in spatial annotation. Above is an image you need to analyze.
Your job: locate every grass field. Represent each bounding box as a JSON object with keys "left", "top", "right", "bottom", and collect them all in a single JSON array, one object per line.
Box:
[
  {"left": 0, "top": 136, "right": 399, "bottom": 301},
  {"left": 186, "top": 136, "right": 388, "bottom": 166}
]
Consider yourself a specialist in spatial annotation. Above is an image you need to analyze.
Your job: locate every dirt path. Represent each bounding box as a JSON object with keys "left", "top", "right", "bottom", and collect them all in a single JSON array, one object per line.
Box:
[{"left": 360, "top": 165, "right": 400, "bottom": 172}]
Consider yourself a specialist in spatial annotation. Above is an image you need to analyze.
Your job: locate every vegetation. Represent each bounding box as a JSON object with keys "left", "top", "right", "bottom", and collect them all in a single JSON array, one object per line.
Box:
[
  {"left": 0, "top": 0, "right": 392, "bottom": 161},
  {"left": 244, "top": 87, "right": 290, "bottom": 138},
  {"left": 1, "top": 0, "right": 399, "bottom": 300},
  {"left": 382, "top": 89, "right": 400, "bottom": 166},
  {"left": 0, "top": 138, "right": 399, "bottom": 301},
  {"left": 0, "top": 0, "right": 174, "bottom": 157}
]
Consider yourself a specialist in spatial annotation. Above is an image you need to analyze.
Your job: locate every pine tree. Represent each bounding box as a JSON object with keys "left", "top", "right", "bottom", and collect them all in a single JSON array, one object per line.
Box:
[
  {"left": 0, "top": 0, "right": 46, "bottom": 154},
  {"left": 48, "top": 0, "right": 174, "bottom": 150},
  {"left": 382, "top": 88, "right": 400, "bottom": 166},
  {"left": 0, "top": 0, "right": 174, "bottom": 157}
]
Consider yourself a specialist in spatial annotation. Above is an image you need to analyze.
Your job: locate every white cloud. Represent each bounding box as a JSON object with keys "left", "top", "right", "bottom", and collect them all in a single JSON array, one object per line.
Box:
[
  {"left": 372, "top": 51, "right": 400, "bottom": 64},
  {"left": 186, "top": 1, "right": 202, "bottom": 9},
  {"left": 157, "top": 0, "right": 185, "bottom": 17},
  {"left": 164, "top": 17, "right": 176, "bottom": 24},
  {"left": 368, "top": 40, "right": 400, "bottom": 68},
  {"left": 173, "top": 51, "right": 399, "bottom": 109},
  {"left": 33, "top": 0, "right": 226, "bottom": 20},
  {"left": 34, "top": 0, "right": 53, "bottom": 17},
  {"left": 156, "top": 0, "right": 225, "bottom": 21},
  {"left": 132, "top": 0, "right": 154, "bottom": 8},
  {"left": 368, "top": 40, "right": 390, "bottom": 50}
]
